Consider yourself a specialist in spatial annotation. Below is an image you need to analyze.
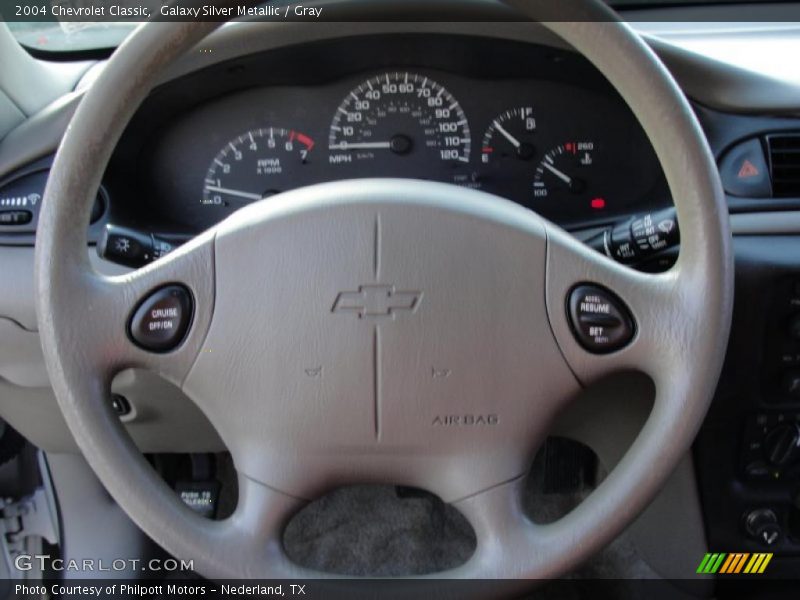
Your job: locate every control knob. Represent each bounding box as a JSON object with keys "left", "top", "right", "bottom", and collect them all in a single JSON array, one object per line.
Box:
[
  {"left": 764, "top": 423, "right": 800, "bottom": 466},
  {"left": 744, "top": 508, "right": 782, "bottom": 547}
]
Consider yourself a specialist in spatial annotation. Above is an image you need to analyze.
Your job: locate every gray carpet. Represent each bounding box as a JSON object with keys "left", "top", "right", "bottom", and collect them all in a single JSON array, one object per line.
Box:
[{"left": 283, "top": 485, "right": 476, "bottom": 576}]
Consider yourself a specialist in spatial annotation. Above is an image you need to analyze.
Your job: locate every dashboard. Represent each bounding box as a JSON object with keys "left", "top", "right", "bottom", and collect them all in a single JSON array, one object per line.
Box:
[{"left": 103, "top": 35, "right": 671, "bottom": 236}]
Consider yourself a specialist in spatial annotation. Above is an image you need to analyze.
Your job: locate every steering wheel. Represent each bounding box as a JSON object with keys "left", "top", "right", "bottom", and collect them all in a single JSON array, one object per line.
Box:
[{"left": 35, "top": 0, "right": 732, "bottom": 586}]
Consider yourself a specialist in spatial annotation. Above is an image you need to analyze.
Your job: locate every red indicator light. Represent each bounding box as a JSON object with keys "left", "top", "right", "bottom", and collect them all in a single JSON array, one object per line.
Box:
[
  {"left": 591, "top": 197, "right": 606, "bottom": 210},
  {"left": 482, "top": 147, "right": 494, "bottom": 153}
]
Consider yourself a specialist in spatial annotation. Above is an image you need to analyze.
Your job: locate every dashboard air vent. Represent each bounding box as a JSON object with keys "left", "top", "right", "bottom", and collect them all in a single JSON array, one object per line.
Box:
[{"left": 767, "top": 134, "right": 800, "bottom": 197}]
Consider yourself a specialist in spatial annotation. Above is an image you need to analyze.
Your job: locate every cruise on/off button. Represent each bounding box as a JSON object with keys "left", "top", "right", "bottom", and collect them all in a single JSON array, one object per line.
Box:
[{"left": 128, "top": 285, "right": 193, "bottom": 352}]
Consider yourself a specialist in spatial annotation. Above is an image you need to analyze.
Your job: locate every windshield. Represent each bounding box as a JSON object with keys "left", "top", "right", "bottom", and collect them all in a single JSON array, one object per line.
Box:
[
  {"left": 2, "top": 0, "right": 792, "bottom": 54},
  {"left": 7, "top": 21, "right": 136, "bottom": 52}
]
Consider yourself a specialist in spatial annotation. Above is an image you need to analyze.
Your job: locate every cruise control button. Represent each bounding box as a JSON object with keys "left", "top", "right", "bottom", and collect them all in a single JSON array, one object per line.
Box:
[
  {"left": 128, "top": 285, "right": 193, "bottom": 352},
  {"left": 567, "top": 284, "right": 635, "bottom": 353}
]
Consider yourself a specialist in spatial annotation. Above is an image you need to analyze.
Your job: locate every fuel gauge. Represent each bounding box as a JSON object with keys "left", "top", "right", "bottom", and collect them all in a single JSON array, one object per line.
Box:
[{"left": 480, "top": 107, "right": 537, "bottom": 164}]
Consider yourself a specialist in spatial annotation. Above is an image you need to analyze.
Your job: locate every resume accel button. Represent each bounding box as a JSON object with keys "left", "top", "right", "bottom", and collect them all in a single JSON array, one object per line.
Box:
[{"left": 567, "top": 284, "right": 635, "bottom": 354}]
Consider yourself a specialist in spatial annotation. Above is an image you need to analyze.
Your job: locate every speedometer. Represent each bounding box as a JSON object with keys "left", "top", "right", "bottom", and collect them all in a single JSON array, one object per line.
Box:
[{"left": 327, "top": 72, "right": 471, "bottom": 165}]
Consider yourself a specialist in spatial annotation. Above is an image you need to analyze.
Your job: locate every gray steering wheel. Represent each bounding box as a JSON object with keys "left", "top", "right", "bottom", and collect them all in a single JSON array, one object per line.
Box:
[{"left": 34, "top": 0, "right": 733, "bottom": 586}]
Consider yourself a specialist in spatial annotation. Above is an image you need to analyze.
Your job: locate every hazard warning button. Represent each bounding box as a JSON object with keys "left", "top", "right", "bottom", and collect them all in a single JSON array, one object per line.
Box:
[{"left": 719, "top": 137, "right": 771, "bottom": 198}]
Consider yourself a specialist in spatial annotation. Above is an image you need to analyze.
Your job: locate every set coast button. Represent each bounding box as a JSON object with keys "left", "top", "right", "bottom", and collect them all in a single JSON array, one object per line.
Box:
[{"left": 567, "top": 284, "right": 635, "bottom": 353}]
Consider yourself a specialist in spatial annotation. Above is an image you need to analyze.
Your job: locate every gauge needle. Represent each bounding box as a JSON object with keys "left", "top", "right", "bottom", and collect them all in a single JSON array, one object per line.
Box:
[
  {"left": 542, "top": 162, "right": 573, "bottom": 185},
  {"left": 493, "top": 120, "right": 521, "bottom": 149},
  {"left": 329, "top": 141, "right": 392, "bottom": 150},
  {"left": 205, "top": 185, "right": 263, "bottom": 201}
]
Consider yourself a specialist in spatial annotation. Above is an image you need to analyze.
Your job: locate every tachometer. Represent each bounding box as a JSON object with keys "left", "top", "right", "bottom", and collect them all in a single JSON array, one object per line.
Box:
[
  {"left": 202, "top": 127, "right": 314, "bottom": 207},
  {"left": 327, "top": 72, "right": 471, "bottom": 164}
]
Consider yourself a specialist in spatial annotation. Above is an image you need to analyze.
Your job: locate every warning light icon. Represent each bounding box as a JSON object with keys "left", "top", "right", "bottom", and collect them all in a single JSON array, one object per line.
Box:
[{"left": 737, "top": 159, "right": 760, "bottom": 179}]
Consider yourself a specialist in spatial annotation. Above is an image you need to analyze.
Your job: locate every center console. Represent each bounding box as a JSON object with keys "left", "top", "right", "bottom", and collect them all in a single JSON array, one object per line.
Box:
[{"left": 695, "top": 236, "right": 800, "bottom": 576}]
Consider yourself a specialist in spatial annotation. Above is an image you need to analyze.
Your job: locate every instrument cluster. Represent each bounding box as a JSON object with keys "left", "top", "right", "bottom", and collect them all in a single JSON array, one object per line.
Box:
[{"left": 140, "top": 67, "right": 671, "bottom": 233}]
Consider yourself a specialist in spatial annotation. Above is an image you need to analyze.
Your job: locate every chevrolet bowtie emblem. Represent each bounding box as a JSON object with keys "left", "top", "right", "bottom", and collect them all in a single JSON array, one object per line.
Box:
[{"left": 332, "top": 285, "right": 422, "bottom": 318}]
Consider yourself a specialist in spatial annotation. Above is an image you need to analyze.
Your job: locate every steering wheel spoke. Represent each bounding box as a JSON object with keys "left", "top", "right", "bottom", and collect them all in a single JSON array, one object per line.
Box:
[
  {"left": 207, "top": 474, "right": 313, "bottom": 579},
  {"left": 41, "top": 230, "right": 216, "bottom": 391},
  {"left": 544, "top": 223, "right": 697, "bottom": 385},
  {"left": 449, "top": 477, "right": 545, "bottom": 578}
]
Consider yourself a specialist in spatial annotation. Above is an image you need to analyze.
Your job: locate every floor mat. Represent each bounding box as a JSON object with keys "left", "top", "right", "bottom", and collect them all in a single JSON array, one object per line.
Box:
[{"left": 283, "top": 484, "right": 476, "bottom": 576}]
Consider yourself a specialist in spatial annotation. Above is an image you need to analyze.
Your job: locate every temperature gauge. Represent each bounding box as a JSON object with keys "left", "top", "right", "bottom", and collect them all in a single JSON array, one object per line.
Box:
[{"left": 533, "top": 141, "right": 596, "bottom": 199}]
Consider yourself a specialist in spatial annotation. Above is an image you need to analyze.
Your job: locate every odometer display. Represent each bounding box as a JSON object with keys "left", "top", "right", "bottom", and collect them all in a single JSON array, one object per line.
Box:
[{"left": 328, "top": 72, "right": 471, "bottom": 165}]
